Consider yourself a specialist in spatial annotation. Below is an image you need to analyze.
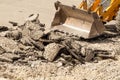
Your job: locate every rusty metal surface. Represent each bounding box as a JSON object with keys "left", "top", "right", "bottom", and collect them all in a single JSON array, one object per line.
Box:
[{"left": 51, "top": 2, "right": 106, "bottom": 39}]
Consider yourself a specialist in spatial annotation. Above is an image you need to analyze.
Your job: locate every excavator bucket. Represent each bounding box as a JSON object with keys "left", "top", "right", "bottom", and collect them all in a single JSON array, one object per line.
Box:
[{"left": 51, "top": 2, "right": 106, "bottom": 39}]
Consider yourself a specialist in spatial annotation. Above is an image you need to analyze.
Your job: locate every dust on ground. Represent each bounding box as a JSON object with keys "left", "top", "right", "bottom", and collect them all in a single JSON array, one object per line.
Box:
[
  {"left": 0, "top": 0, "right": 120, "bottom": 80},
  {"left": 0, "top": 14, "right": 120, "bottom": 80}
]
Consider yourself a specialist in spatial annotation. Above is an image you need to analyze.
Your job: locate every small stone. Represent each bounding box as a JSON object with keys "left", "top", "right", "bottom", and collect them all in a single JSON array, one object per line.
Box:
[
  {"left": 56, "top": 62, "right": 63, "bottom": 67},
  {"left": 26, "top": 14, "right": 39, "bottom": 22},
  {"left": 81, "top": 47, "right": 86, "bottom": 56},
  {"left": 34, "top": 51, "right": 43, "bottom": 57},
  {"left": 0, "top": 26, "right": 8, "bottom": 32},
  {"left": 9, "top": 21, "right": 18, "bottom": 26}
]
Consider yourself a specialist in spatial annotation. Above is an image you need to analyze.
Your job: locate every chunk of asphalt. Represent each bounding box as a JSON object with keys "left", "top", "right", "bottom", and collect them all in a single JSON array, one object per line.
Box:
[{"left": 43, "top": 43, "right": 64, "bottom": 61}]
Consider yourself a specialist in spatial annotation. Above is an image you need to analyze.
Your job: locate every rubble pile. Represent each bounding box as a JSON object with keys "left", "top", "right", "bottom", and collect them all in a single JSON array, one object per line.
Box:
[{"left": 0, "top": 14, "right": 119, "bottom": 66}]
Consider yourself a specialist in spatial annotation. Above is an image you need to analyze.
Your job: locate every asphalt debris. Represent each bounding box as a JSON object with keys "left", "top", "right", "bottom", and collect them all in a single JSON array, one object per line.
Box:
[{"left": 0, "top": 14, "right": 118, "bottom": 66}]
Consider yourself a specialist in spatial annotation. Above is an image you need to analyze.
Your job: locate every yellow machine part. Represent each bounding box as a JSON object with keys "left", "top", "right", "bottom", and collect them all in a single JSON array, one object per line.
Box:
[
  {"left": 101, "top": 0, "right": 120, "bottom": 22},
  {"left": 79, "top": 0, "right": 120, "bottom": 22}
]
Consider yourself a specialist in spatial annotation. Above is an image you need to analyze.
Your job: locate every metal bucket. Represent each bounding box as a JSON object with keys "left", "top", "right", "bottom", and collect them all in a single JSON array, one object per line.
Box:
[{"left": 51, "top": 2, "right": 106, "bottom": 39}]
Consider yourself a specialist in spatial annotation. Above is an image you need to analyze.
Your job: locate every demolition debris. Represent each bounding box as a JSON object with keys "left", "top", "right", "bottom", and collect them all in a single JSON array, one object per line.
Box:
[{"left": 0, "top": 14, "right": 119, "bottom": 65}]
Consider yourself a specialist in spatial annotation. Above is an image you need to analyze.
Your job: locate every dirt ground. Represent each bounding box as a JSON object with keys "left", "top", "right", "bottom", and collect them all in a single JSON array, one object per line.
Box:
[
  {"left": 0, "top": 0, "right": 80, "bottom": 27},
  {"left": 0, "top": 0, "right": 120, "bottom": 80}
]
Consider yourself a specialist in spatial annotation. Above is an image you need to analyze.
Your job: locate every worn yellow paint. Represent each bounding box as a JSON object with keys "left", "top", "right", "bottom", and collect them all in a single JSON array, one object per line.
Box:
[
  {"left": 79, "top": 0, "right": 87, "bottom": 10},
  {"left": 101, "top": 0, "right": 120, "bottom": 21},
  {"left": 79, "top": 0, "right": 120, "bottom": 22}
]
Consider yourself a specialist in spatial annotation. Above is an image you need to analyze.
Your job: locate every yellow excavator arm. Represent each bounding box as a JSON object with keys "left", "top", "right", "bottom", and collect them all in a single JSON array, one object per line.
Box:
[
  {"left": 101, "top": 0, "right": 120, "bottom": 22},
  {"left": 79, "top": 0, "right": 120, "bottom": 22}
]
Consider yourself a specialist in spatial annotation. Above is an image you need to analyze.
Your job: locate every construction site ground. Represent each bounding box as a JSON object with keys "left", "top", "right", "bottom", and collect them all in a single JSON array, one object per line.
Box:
[{"left": 0, "top": 0, "right": 120, "bottom": 80}]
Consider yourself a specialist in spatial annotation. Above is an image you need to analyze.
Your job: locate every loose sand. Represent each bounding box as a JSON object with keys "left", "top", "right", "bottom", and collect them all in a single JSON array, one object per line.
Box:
[
  {"left": 0, "top": 0, "right": 120, "bottom": 80},
  {"left": 0, "top": 0, "right": 80, "bottom": 27}
]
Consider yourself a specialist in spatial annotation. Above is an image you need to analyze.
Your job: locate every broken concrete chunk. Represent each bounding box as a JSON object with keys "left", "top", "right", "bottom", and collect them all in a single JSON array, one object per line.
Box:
[
  {"left": 5, "top": 30, "right": 22, "bottom": 40},
  {"left": 32, "top": 41, "right": 44, "bottom": 50},
  {"left": 85, "top": 49, "right": 95, "bottom": 62},
  {"left": 30, "top": 30, "right": 44, "bottom": 40},
  {"left": 43, "top": 43, "right": 64, "bottom": 61},
  {"left": 34, "top": 51, "right": 43, "bottom": 58},
  {"left": 4, "top": 31, "right": 12, "bottom": 38},
  {"left": 18, "top": 43, "right": 27, "bottom": 50},
  {"left": 48, "top": 31, "right": 66, "bottom": 40},
  {"left": 0, "top": 14, "right": 118, "bottom": 65},
  {"left": 56, "top": 62, "right": 63, "bottom": 67},
  {"left": 71, "top": 41, "right": 82, "bottom": 54},
  {"left": 9, "top": 21, "right": 18, "bottom": 26},
  {"left": 13, "top": 49, "right": 26, "bottom": 55},
  {"left": 20, "top": 37, "right": 32, "bottom": 46},
  {"left": 0, "top": 37, "right": 18, "bottom": 52},
  {"left": 61, "top": 54, "right": 72, "bottom": 61},
  {"left": 11, "top": 31, "right": 22, "bottom": 40},
  {"left": 81, "top": 47, "right": 86, "bottom": 56},
  {"left": 0, "top": 56, "right": 12, "bottom": 62},
  {"left": 24, "top": 21, "right": 41, "bottom": 31},
  {"left": 0, "top": 46, "right": 6, "bottom": 54},
  {"left": 97, "top": 53, "right": 115, "bottom": 59},
  {"left": 3, "top": 53, "right": 20, "bottom": 61},
  {"left": 0, "top": 53, "right": 20, "bottom": 62},
  {"left": 26, "top": 14, "right": 39, "bottom": 22},
  {"left": 0, "top": 26, "right": 8, "bottom": 32},
  {"left": 21, "top": 27, "right": 31, "bottom": 37}
]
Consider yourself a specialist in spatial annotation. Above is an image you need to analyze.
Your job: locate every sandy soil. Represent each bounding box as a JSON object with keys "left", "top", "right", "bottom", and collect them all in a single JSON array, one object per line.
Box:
[
  {"left": 0, "top": 0, "right": 120, "bottom": 80},
  {"left": 0, "top": 0, "right": 80, "bottom": 27}
]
